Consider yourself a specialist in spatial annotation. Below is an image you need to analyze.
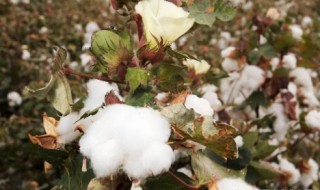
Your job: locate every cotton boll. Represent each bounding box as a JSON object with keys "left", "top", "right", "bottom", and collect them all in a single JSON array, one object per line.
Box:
[
  {"left": 216, "top": 178, "right": 258, "bottom": 190},
  {"left": 288, "top": 82, "right": 297, "bottom": 96},
  {"left": 282, "top": 53, "right": 297, "bottom": 69},
  {"left": 155, "top": 92, "right": 169, "bottom": 102},
  {"left": 229, "top": 0, "right": 244, "bottom": 6},
  {"left": 199, "top": 84, "right": 218, "bottom": 93},
  {"left": 240, "top": 65, "right": 265, "bottom": 90},
  {"left": 270, "top": 57, "right": 280, "bottom": 71},
  {"left": 202, "top": 92, "right": 222, "bottom": 111},
  {"left": 234, "top": 136, "right": 244, "bottom": 148},
  {"left": 289, "top": 24, "right": 303, "bottom": 41},
  {"left": 7, "top": 91, "right": 22, "bottom": 107},
  {"left": 221, "top": 46, "right": 235, "bottom": 58},
  {"left": 182, "top": 59, "right": 211, "bottom": 75},
  {"left": 290, "top": 68, "right": 313, "bottom": 92},
  {"left": 185, "top": 95, "right": 214, "bottom": 116},
  {"left": 130, "top": 183, "right": 143, "bottom": 190},
  {"left": 221, "top": 58, "right": 239, "bottom": 73},
  {"left": 90, "top": 140, "right": 124, "bottom": 178},
  {"left": 56, "top": 112, "right": 81, "bottom": 144},
  {"left": 259, "top": 35, "right": 267, "bottom": 45},
  {"left": 22, "top": 50, "right": 31, "bottom": 60},
  {"left": 142, "top": 142, "right": 174, "bottom": 176},
  {"left": 278, "top": 158, "right": 301, "bottom": 185},
  {"left": 269, "top": 103, "right": 288, "bottom": 141},
  {"left": 305, "top": 110, "right": 320, "bottom": 130},
  {"left": 301, "top": 16, "right": 313, "bottom": 28},
  {"left": 80, "top": 53, "right": 92, "bottom": 66},
  {"left": 241, "top": 1, "right": 253, "bottom": 11},
  {"left": 300, "top": 158, "right": 319, "bottom": 187},
  {"left": 303, "top": 91, "right": 320, "bottom": 107},
  {"left": 85, "top": 22, "right": 100, "bottom": 34},
  {"left": 266, "top": 8, "right": 280, "bottom": 21}
]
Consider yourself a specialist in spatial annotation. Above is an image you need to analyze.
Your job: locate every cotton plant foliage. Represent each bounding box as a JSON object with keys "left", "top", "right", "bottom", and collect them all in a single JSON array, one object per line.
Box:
[{"left": 23, "top": 0, "right": 320, "bottom": 189}]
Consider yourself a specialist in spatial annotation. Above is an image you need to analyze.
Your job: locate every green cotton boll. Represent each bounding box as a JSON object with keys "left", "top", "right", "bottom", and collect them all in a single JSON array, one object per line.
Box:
[{"left": 90, "top": 30, "right": 133, "bottom": 75}]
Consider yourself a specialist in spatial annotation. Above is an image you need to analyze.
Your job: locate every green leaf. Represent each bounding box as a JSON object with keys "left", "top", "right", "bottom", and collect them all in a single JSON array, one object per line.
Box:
[
  {"left": 155, "top": 63, "right": 185, "bottom": 92},
  {"left": 23, "top": 73, "right": 73, "bottom": 115},
  {"left": 23, "top": 75, "right": 56, "bottom": 100},
  {"left": 144, "top": 172, "right": 192, "bottom": 190},
  {"left": 76, "top": 103, "right": 105, "bottom": 123},
  {"left": 259, "top": 44, "right": 277, "bottom": 59},
  {"left": 247, "top": 90, "right": 268, "bottom": 109},
  {"left": 161, "top": 104, "right": 237, "bottom": 159},
  {"left": 125, "top": 67, "right": 149, "bottom": 92},
  {"left": 252, "top": 140, "right": 277, "bottom": 159},
  {"left": 214, "top": 0, "right": 237, "bottom": 22},
  {"left": 90, "top": 30, "right": 133, "bottom": 75},
  {"left": 47, "top": 73, "right": 73, "bottom": 115},
  {"left": 243, "top": 131, "right": 259, "bottom": 149},
  {"left": 187, "top": 0, "right": 236, "bottom": 27},
  {"left": 35, "top": 146, "right": 69, "bottom": 166},
  {"left": 191, "top": 152, "right": 246, "bottom": 186},
  {"left": 125, "top": 88, "right": 155, "bottom": 107},
  {"left": 249, "top": 161, "right": 281, "bottom": 180}
]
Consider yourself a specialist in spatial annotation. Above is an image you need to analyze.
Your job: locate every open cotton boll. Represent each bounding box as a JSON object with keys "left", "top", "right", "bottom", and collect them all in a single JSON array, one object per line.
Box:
[
  {"left": 216, "top": 178, "right": 258, "bottom": 190},
  {"left": 270, "top": 57, "right": 280, "bottom": 71},
  {"left": 301, "top": 16, "right": 313, "bottom": 28},
  {"left": 155, "top": 92, "right": 169, "bottom": 102},
  {"left": 229, "top": 0, "right": 244, "bottom": 6},
  {"left": 278, "top": 158, "right": 301, "bottom": 185},
  {"left": 185, "top": 95, "right": 214, "bottom": 116},
  {"left": 289, "top": 24, "right": 303, "bottom": 40},
  {"left": 130, "top": 183, "right": 143, "bottom": 190},
  {"left": 199, "top": 84, "right": 218, "bottom": 93},
  {"left": 305, "top": 110, "right": 320, "bottom": 130},
  {"left": 7, "top": 91, "right": 22, "bottom": 107},
  {"left": 90, "top": 140, "right": 124, "bottom": 178},
  {"left": 268, "top": 103, "right": 288, "bottom": 141},
  {"left": 22, "top": 49, "right": 31, "bottom": 60},
  {"left": 290, "top": 68, "right": 314, "bottom": 92},
  {"left": 56, "top": 112, "right": 81, "bottom": 144},
  {"left": 300, "top": 158, "right": 319, "bottom": 187},
  {"left": 142, "top": 142, "right": 174, "bottom": 176},
  {"left": 259, "top": 35, "right": 267, "bottom": 45},
  {"left": 85, "top": 21, "right": 100, "bottom": 34},
  {"left": 202, "top": 92, "right": 222, "bottom": 111},
  {"left": 221, "top": 58, "right": 239, "bottom": 73},
  {"left": 79, "top": 104, "right": 173, "bottom": 179},
  {"left": 240, "top": 65, "right": 265, "bottom": 90},
  {"left": 221, "top": 46, "right": 235, "bottom": 58},
  {"left": 282, "top": 53, "right": 297, "bottom": 69}
]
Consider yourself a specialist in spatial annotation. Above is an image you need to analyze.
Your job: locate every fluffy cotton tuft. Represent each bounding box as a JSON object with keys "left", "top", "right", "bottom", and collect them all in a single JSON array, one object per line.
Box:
[
  {"left": 7, "top": 91, "right": 22, "bottom": 107},
  {"left": 301, "top": 16, "right": 313, "bottom": 28},
  {"left": 234, "top": 136, "right": 244, "bottom": 148},
  {"left": 278, "top": 158, "right": 301, "bottom": 185},
  {"left": 305, "top": 110, "right": 320, "bottom": 130},
  {"left": 300, "top": 158, "right": 319, "bottom": 187},
  {"left": 221, "top": 46, "right": 236, "bottom": 58},
  {"left": 221, "top": 58, "right": 239, "bottom": 73},
  {"left": 185, "top": 95, "right": 214, "bottom": 116},
  {"left": 282, "top": 53, "right": 297, "bottom": 69},
  {"left": 22, "top": 50, "right": 31, "bottom": 60},
  {"left": 268, "top": 103, "right": 288, "bottom": 141},
  {"left": 289, "top": 24, "right": 303, "bottom": 40},
  {"left": 56, "top": 112, "right": 81, "bottom": 144},
  {"left": 79, "top": 104, "right": 174, "bottom": 179},
  {"left": 216, "top": 178, "right": 258, "bottom": 190}
]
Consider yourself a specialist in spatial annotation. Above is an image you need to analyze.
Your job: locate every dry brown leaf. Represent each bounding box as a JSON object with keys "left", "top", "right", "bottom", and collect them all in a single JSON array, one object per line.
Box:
[
  {"left": 44, "top": 161, "right": 53, "bottom": 174},
  {"left": 105, "top": 90, "right": 123, "bottom": 105},
  {"left": 170, "top": 91, "right": 190, "bottom": 105},
  {"left": 28, "top": 134, "right": 59, "bottom": 149},
  {"left": 42, "top": 113, "right": 58, "bottom": 137},
  {"left": 208, "top": 180, "right": 219, "bottom": 190}
]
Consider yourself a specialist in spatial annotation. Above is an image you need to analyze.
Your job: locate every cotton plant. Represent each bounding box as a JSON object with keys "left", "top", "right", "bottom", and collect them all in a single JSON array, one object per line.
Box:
[{"left": 23, "top": 0, "right": 320, "bottom": 189}]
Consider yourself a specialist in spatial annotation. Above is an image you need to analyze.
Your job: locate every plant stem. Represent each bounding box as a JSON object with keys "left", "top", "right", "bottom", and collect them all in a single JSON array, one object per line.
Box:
[
  {"left": 168, "top": 170, "right": 199, "bottom": 190},
  {"left": 63, "top": 67, "right": 125, "bottom": 84}
]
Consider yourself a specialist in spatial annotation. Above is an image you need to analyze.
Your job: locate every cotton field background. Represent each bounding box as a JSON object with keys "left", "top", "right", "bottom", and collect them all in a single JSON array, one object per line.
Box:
[{"left": 1, "top": 0, "right": 320, "bottom": 190}]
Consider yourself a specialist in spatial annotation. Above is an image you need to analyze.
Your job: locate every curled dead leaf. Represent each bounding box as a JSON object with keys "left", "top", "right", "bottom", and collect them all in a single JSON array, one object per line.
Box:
[
  {"left": 42, "top": 113, "right": 58, "bottom": 137},
  {"left": 105, "top": 90, "right": 123, "bottom": 105},
  {"left": 28, "top": 134, "right": 59, "bottom": 149},
  {"left": 170, "top": 91, "right": 191, "bottom": 105}
]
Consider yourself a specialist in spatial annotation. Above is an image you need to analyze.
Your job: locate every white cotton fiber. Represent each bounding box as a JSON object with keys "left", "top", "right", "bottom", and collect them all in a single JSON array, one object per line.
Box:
[
  {"left": 216, "top": 178, "right": 258, "bottom": 190},
  {"left": 7, "top": 91, "right": 22, "bottom": 107},
  {"left": 300, "top": 158, "right": 319, "bottom": 187},
  {"left": 142, "top": 142, "right": 175, "bottom": 176},
  {"left": 79, "top": 104, "right": 174, "bottom": 180},
  {"left": 185, "top": 95, "right": 214, "bottom": 116},
  {"left": 85, "top": 21, "right": 100, "bottom": 34},
  {"left": 222, "top": 58, "right": 239, "bottom": 73},
  {"left": 90, "top": 140, "right": 124, "bottom": 178},
  {"left": 234, "top": 136, "right": 244, "bottom": 148},
  {"left": 305, "top": 110, "right": 320, "bottom": 130},
  {"left": 289, "top": 24, "right": 303, "bottom": 40},
  {"left": 282, "top": 53, "right": 297, "bottom": 69},
  {"left": 56, "top": 112, "right": 81, "bottom": 144},
  {"left": 278, "top": 157, "right": 301, "bottom": 185},
  {"left": 221, "top": 46, "right": 235, "bottom": 58},
  {"left": 268, "top": 103, "right": 288, "bottom": 141}
]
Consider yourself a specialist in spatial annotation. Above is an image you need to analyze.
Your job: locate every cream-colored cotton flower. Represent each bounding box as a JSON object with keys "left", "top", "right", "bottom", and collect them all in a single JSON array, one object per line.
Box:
[
  {"left": 183, "top": 59, "right": 211, "bottom": 75},
  {"left": 135, "top": 0, "right": 194, "bottom": 47}
]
